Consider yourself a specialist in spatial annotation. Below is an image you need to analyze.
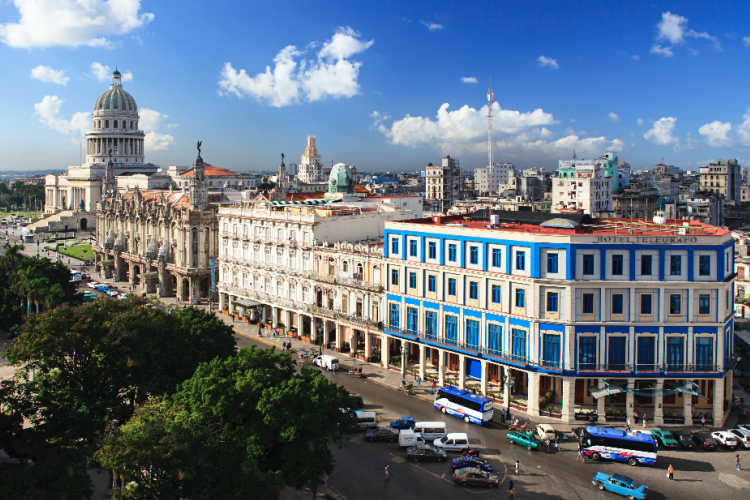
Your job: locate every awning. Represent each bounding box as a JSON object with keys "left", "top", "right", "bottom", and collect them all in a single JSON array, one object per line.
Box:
[{"left": 232, "top": 298, "right": 261, "bottom": 308}]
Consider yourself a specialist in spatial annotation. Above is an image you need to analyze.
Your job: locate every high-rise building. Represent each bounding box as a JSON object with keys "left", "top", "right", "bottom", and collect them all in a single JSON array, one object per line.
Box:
[
  {"left": 551, "top": 161, "right": 612, "bottom": 216},
  {"left": 425, "top": 155, "right": 461, "bottom": 212},
  {"left": 474, "top": 162, "right": 514, "bottom": 195},
  {"left": 297, "top": 136, "right": 324, "bottom": 184},
  {"left": 700, "top": 159, "right": 741, "bottom": 205}
]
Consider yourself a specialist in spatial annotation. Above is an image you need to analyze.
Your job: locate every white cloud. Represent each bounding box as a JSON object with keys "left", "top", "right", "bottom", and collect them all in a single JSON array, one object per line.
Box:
[
  {"left": 461, "top": 76, "right": 478, "bottom": 84},
  {"left": 219, "top": 26, "right": 373, "bottom": 107},
  {"left": 608, "top": 112, "right": 620, "bottom": 122},
  {"left": 637, "top": 118, "right": 644, "bottom": 126},
  {"left": 139, "top": 108, "right": 174, "bottom": 151},
  {"left": 536, "top": 55, "right": 559, "bottom": 69},
  {"left": 650, "top": 44, "right": 673, "bottom": 57},
  {"left": 738, "top": 109, "right": 750, "bottom": 146},
  {"left": 30, "top": 65, "right": 68, "bottom": 85},
  {"left": 657, "top": 11, "right": 687, "bottom": 44},
  {"left": 420, "top": 21, "right": 443, "bottom": 31},
  {"left": 643, "top": 116, "right": 678, "bottom": 146},
  {"left": 91, "top": 62, "right": 132, "bottom": 82},
  {"left": 33, "top": 95, "right": 89, "bottom": 136},
  {"left": 698, "top": 120, "right": 732, "bottom": 147},
  {"left": 0, "top": 0, "right": 154, "bottom": 48}
]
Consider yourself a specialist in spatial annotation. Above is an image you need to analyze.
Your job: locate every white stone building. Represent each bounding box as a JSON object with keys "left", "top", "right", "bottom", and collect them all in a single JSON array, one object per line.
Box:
[
  {"left": 296, "top": 136, "right": 324, "bottom": 184},
  {"left": 551, "top": 163, "right": 612, "bottom": 216},
  {"left": 425, "top": 155, "right": 461, "bottom": 212},
  {"left": 474, "top": 162, "right": 514, "bottom": 195}
]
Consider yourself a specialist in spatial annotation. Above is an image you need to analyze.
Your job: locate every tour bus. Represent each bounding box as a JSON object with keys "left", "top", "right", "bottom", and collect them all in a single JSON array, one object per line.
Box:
[
  {"left": 433, "top": 386, "right": 494, "bottom": 425},
  {"left": 579, "top": 426, "right": 657, "bottom": 466},
  {"left": 413, "top": 421, "right": 447, "bottom": 440}
]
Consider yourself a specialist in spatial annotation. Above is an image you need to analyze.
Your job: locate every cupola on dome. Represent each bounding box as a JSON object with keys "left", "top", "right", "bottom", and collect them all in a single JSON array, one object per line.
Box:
[{"left": 94, "top": 70, "right": 137, "bottom": 114}]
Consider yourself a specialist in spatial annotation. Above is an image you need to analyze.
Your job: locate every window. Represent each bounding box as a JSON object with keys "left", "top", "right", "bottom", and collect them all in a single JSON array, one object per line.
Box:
[
  {"left": 427, "top": 275, "right": 436, "bottom": 292},
  {"left": 611, "top": 254, "right": 624, "bottom": 276},
  {"left": 695, "top": 337, "right": 714, "bottom": 370},
  {"left": 670, "top": 255, "right": 682, "bottom": 276},
  {"left": 391, "top": 269, "right": 399, "bottom": 286},
  {"left": 491, "top": 285, "right": 501, "bottom": 304},
  {"left": 425, "top": 310, "right": 437, "bottom": 339},
  {"left": 428, "top": 241, "right": 437, "bottom": 259},
  {"left": 466, "top": 319, "right": 479, "bottom": 349},
  {"left": 608, "top": 336, "right": 626, "bottom": 370},
  {"left": 492, "top": 248, "right": 502, "bottom": 268},
  {"left": 546, "top": 292, "right": 559, "bottom": 312},
  {"left": 407, "top": 307, "right": 418, "bottom": 333},
  {"left": 487, "top": 324, "right": 502, "bottom": 354},
  {"left": 640, "top": 254, "right": 652, "bottom": 275},
  {"left": 514, "top": 288, "right": 525, "bottom": 308},
  {"left": 669, "top": 294, "right": 681, "bottom": 315},
  {"left": 637, "top": 336, "right": 655, "bottom": 370},
  {"left": 447, "top": 278, "right": 456, "bottom": 296},
  {"left": 511, "top": 328, "right": 527, "bottom": 362},
  {"left": 468, "top": 281, "right": 478, "bottom": 299},
  {"left": 391, "top": 238, "right": 399, "bottom": 255},
  {"left": 578, "top": 336, "right": 596, "bottom": 370},
  {"left": 547, "top": 253, "right": 558, "bottom": 274},
  {"left": 409, "top": 239, "right": 418, "bottom": 257},
  {"left": 448, "top": 244, "right": 457, "bottom": 262},
  {"left": 583, "top": 254, "right": 595, "bottom": 275},
  {"left": 388, "top": 303, "right": 400, "bottom": 328},
  {"left": 444, "top": 315, "right": 458, "bottom": 345},
  {"left": 515, "top": 251, "right": 526, "bottom": 271},
  {"left": 582, "top": 293, "right": 594, "bottom": 314},
  {"left": 408, "top": 272, "right": 417, "bottom": 289},
  {"left": 666, "top": 337, "right": 684, "bottom": 370},
  {"left": 698, "top": 294, "right": 711, "bottom": 315},
  {"left": 542, "top": 334, "right": 561, "bottom": 367},
  {"left": 699, "top": 255, "right": 711, "bottom": 276},
  {"left": 113, "top": 120, "right": 117, "bottom": 128},
  {"left": 640, "top": 294, "right": 652, "bottom": 315},
  {"left": 469, "top": 246, "right": 479, "bottom": 265},
  {"left": 611, "top": 293, "right": 624, "bottom": 315}
]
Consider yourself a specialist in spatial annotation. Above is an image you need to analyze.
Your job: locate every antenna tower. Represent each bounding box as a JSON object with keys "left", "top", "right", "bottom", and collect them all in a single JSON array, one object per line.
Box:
[{"left": 487, "top": 84, "right": 494, "bottom": 168}]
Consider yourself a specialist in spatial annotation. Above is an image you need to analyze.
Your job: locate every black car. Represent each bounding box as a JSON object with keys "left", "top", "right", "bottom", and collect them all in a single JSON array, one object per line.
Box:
[
  {"left": 347, "top": 393, "right": 364, "bottom": 409},
  {"left": 364, "top": 427, "right": 398, "bottom": 442},
  {"left": 691, "top": 432, "right": 719, "bottom": 450},
  {"left": 673, "top": 431, "right": 696, "bottom": 450},
  {"left": 406, "top": 445, "right": 447, "bottom": 462}
]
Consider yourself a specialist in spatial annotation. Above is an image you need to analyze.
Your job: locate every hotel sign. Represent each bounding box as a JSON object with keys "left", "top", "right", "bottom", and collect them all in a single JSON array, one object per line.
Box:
[{"left": 593, "top": 235, "right": 699, "bottom": 244}]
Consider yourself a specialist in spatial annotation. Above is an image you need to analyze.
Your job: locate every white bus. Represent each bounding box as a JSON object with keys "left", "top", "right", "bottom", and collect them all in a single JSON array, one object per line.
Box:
[{"left": 433, "top": 385, "right": 494, "bottom": 425}]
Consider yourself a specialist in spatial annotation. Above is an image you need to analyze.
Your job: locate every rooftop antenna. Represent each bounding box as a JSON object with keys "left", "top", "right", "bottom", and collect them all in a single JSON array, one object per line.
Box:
[{"left": 487, "top": 82, "right": 495, "bottom": 168}]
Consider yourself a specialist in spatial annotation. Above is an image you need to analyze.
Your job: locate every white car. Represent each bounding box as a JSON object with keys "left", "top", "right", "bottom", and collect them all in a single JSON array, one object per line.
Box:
[
  {"left": 536, "top": 424, "right": 556, "bottom": 442},
  {"left": 106, "top": 289, "right": 118, "bottom": 297},
  {"left": 433, "top": 432, "right": 470, "bottom": 452},
  {"left": 87, "top": 281, "right": 99, "bottom": 289},
  {"left": 729, "top": 428, "right": 750, "bottom": 449},
  {"left": 737, "top": 423, "right": 750, "bottom": 434},
  {"left": 711, "top": 431, "right": 739, "bottom": 449}
]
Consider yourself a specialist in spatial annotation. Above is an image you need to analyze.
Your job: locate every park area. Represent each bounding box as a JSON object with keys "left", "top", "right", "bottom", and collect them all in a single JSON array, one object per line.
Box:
[{"left": 48, "top": 242, "right": 94, "bottom": 262}]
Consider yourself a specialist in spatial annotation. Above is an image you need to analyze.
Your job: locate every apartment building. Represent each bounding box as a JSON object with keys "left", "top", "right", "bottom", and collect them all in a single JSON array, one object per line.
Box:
[{"left": 700, "top": 159, "right": 741, "bottom": 205}]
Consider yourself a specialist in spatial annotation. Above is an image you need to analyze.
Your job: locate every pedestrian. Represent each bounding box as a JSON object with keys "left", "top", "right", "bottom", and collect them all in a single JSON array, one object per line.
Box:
[
  {"left": 514, "top": 459, "right": 520, "bottom": 475},
  {"left": 737, "top": 454, "right": 742, "bottom": 471},
  {"left": 625, "top": 417, "right": 631, "bottom": 432},
  {"left": 667, "top": 464, "right": 674, "bottom": 480},
  {"left": 701, "top": 415, "right": 706, "bottom": 428},
  {"left": 507, "top": 479, "right": 515, "bottom": 498},
  {"left": 432, "top": 380, "right": 437, "bottom": 394},
  {"left": 634, "top": 409, "right": 639, "bottom": 420},
  {"left": 577, "top": 443, "right": 585, "bottom": 463},
  {"left": 416, "top": 374, "right": 421, "bottom": 385},
  {"left": 555, "top": 438, "right": 560, "bottom": 453},
  {"left": 642, "top": 413, "right": 647, "bottom": 428}
]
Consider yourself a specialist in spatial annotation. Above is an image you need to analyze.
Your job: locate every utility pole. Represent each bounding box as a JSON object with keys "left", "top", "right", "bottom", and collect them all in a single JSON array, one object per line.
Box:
[{"left": 487, "top": 83, "right": 495, "bottom": 169}]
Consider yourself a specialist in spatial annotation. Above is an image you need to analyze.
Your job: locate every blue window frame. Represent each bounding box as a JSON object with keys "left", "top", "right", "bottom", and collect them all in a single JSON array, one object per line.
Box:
[
  {"left": 425, "top": 310, "right": 437, "bottom": 339},
  {"left": 391, "top": 238, "right": 399, "bottom": 255},
  {"left": 515, "top": 251, "right": 526, "bottom": 271},
  {"left": 698, "top": 294, "right": 711, "bottom": 315},
  {"left": 447, "top": 278, "right": 456, "bottom": 296},
  {"left": 547, "top": 253, "right": 558, "bottom": 274},
  {"left": 487, "top": 323, "right": 502, "bottom": 355},
  {"left": 428, "top": 241, "right": 437, "bottom": 259},
  {"left": 608, "top": 336, "right": 626, "bottom": 370},
  {"left": 444, "top": 315, "right": 458, "bottom": 345},
  {"left": 469, "top": 246, "right": 479, "bottom": 265},
  {"left": 406, "top": 307, "right": 418, "bottom": 333},
  {"left": 583, "top": 254, "right": 595, "bottom": 275},
  {"left": 670, "top": 255, "right": 682, "bottom": 276},
  {"left": 408, "top": 272, "right": 417, "bottom": 289},
  {"left": 699, "top": 254, "right": 711, "bottom": 276},
  {"left": 669, "top": 294, "right": 681, "bottom": 315},
  {"left": 514, "top": 288, "right": 525, "bottom": 308},
  {"left": 542, "top": 334, "right": 561, "bottom": 367},
  {"left": 388, "top": 303, "right": 400, "bottom": 328},
  {"left": 666, "top": 336, "right": 684, "bottom": 370},
  {"left": 611, "top": 293, "right": 624, "bottom": 315},
  {"left": 466, "top": 319, "right": 479, "bottom": 349},
  {"left": 611, "top": 254, "right": 624, "bottom": 276},
  {"left": 409, "top": 239, "right": 418, "bottom": 257},
  {"left": 492, "top": 248, "right": 502, "bottom": 267},
  {"left": 578, "top": 336, "right": 597, "bottom": 370},
  {"left": 427, "top": 275, "right": 436, "bottom": 292},
  {"left": 640, "top": 293, "right": 652, "bottom": 315},
  {"left": 640, "top": 254, "right": 652, "bottom": 275},
  {"left": 582, "top": 293, "right": 594, "bottom": 314},
  {"left": 546, "top": 292, "right": 559, "bottom": 312},
  {"left": 448, "top": 244, "right": 457, "bottom": 262},
  {"left": 637, "top": 336, "right": 656, "bottom": 370},
  {"left": 391, "top": 269, "right": 399, "bottom": 286},
  {"left": 491, "top": 285, "right": 501, "bottom": 304},
  {"left": 695, "top": 337, "right": 714, "bottom": 370},
  {"left": 469, "top": 281, "right": 478, "bottom": 299},
  {"left": 511, "top": 328, "right": 527, "bottom": 362}
]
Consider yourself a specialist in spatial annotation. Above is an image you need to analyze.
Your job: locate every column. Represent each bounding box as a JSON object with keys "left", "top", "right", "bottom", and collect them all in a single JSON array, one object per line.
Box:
[
  {"left": 654, "top": 379, "right": 664, "bottom": 425},
  {"left": 219, "top": 292, "right": 225, "bottom": 312},
  {"left": 503, "top": 369, "right": 510, "bottom": 407},
  {"left": 349, "top": 329, "right": 355, "bottom": 356},
  {"left": 189, "top": 277, "right": 197, "bottom": 303},
  {"left": 381, "top": 335, "right": 389, "bottom": 369},
  {"left": 480, "top": 360, "right": 488, "bottom": 396},
  {"left": 297, "top": 314, "right": 305, "bottom": 340},
  {"left": 364, "top": 332, "right": 372, "bottom": 360},
  {"left": 323, "top": 320, "right": 330, "bottom": 347},
  {"left": 626, "top": 379, "right": 635, "bottom": 425},
  {"left": 683, "top": 378, "right": 693, "bottom": 426},
  {"left": 457, "top": 354, "right": 466, "bottom": 390},
  {"left": 597, "top": 379, "right": 606, "bottom": 423},
  {"left": 336, "top": 324, "right": 343, "bottom": 351},
  {"left": 561, "top": 377, "right": 575, "bottom": 424},
  {"left": 527, "top": 372, "right": 540, "bottom": 417},
  {"left": 712, "top": 378, "right": 725, "bottom": 427},
  {"left": 285, "top": 310, "right": 292, "bottom": 333},
  {"left": 271, "top": 308, "right": 279, "bottom": 328},
  {"left": 419, "top": 344, "right": 426, "bottom": 382},
  {"left": 400, "top": 339, "right": 406, "bottom": 378},
  {"left": 438, "top": 349, "right": 445, "bottom": 387}
]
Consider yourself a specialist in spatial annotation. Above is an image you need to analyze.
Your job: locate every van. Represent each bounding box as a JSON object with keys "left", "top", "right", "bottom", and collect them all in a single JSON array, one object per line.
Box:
[
  {"left": 413, "top": 421, "right": 447, "bottom": 441},
  {"left": 313, "top": 354, "right": 339, "bottom": 371},
  {"left": 398, "top": 428, "right": 426, "bottom": 448},
  {"left": 354, "top": 410, "right": 377, "bottom": 430}
]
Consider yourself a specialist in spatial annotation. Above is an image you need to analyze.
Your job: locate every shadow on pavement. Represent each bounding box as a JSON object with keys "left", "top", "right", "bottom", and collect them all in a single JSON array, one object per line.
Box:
[{"left": 656, "top": 456, "right": 715, "bottom": 472}]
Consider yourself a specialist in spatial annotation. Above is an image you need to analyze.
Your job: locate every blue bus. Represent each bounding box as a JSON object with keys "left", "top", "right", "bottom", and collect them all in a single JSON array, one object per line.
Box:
[
  {"left": 433, "top": 386, "right": 494, "bottom": 425},
  {"left": 580, "top": 426, "right": 657, "bottom": 466}
]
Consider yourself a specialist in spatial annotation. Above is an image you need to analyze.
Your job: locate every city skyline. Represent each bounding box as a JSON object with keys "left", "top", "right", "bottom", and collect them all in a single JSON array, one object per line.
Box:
[{"left": 2, "top": 1, "right": 750, "bottom": 172}]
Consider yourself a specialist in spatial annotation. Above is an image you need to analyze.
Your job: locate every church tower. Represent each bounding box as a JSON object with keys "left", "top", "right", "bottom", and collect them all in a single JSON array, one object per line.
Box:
[
  {"left": 271, "top": 153, "right": 288, "bottom": 201},
  {"left": 102, "top": 148, "right": 116, "bottom": 197},
  {"left": 189, "top": 141, "right": 208, "bottom": 210}
]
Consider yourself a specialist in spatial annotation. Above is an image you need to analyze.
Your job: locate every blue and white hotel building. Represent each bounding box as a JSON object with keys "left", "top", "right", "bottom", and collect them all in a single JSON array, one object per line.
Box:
[{"left": 382, "top": 214, "right": 735, "bottom": 426}]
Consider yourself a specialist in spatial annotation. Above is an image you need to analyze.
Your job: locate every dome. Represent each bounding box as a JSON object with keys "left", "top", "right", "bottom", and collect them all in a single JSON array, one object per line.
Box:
[
  {"left": 328, "top": 162, "right": 352, "bottom": 194},
  {"left": 94, "top": 71, "right": 137, "bottom": 114}
]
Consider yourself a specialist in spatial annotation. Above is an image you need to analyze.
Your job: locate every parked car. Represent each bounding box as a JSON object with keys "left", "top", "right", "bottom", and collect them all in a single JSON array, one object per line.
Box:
[
  {"left": 450, "top": 455, "right": 493, "bottom": 472},
  {"left": 390, "top": 417, "right": 416, "bottom": 430},
  {"left": 737, "top": 423, "right": 750, "bottom": 434},
  {"left": 536, "top": 424, "right": 557, "bottom": 442},
  {"left": 312, "top": 354, "right": 339, "bottom": 371},
  {"left": 347, "top": 393, "right": 364, "bottom": 409},
  {"left": 506, "top": 430, "right": 541, "bottom": 450},
  {"left": 672, "top": 431, "right": 696, "bottom": 450},
  {"left": 451, "top": 468, "right": 500, "bottom": 488},
  {"left": 406, "top": 445, "right": 447, "bottom": 462},
  {"left": 433, "top": 433, "right": 471, "bottom": 452},
  {"left": 729, "top": 428, "right": 750, "bottom": 448},
  {"left": 364, "top": 427, "right": 398, "bottom": 443},
  {"left": 87, "top": 281, "right": 99, "bottom": 289},
  {"left": 592, "top": 472, "right": 648, "bottom": 500},
  {"left": 106, "top": 289, "right": 118, "bottom": 297},
  {"left": 711, "top": 431, "right": 739, "bottom": 449},
  {"left": 650, "top": 429, "right": 679, "bottom": 448},
  {"left": 690, "top": 432, "right": 719, "bottom": 451}
]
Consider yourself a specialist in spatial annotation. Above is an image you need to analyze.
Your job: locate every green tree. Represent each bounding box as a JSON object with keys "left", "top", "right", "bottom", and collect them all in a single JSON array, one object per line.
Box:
[{"left": 97, "top": 347, "right": 356, "bottom": 499}]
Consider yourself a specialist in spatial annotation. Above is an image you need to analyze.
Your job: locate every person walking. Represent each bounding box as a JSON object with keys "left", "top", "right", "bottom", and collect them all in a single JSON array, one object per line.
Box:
[
  {"left": 701, "top": 415, "right": 706, "bottom": 428},
  {"left": 514, "top": 459, "right": 520, "bottom": 475},
  {"left": 507, "top": 480, "right": 516, "bottom": 498},
  {"left": 667, "top": 464, "right": 674, "bottom": 480},
  {"left": 577, "top": 443, "right": 585, "bottom": 463},
  {"left": 432, "top": 380, "right": 437, "bottom": 395},
  {"left": 642, "top": 413, "right": 647, "bottom": 428},
  {"left": 625, "top": 417, "right": 631, "bottom": 432},
  {"left": 737, "top": 454, "right": 742, "bottom": 471}
]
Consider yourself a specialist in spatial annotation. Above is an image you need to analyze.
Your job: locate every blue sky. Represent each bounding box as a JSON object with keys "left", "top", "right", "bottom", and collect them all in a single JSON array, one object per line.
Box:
[{"left": 2, "top": 0, "right": 750, "bottom": 173}]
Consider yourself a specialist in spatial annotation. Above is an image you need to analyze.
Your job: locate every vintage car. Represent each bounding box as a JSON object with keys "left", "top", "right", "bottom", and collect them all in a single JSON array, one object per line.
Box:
[
  {"left": 506, "top": 430, "right": 541, "bottom": 450},
  {"left": 406, "top": 444, "right": 447, "bottom": 462},
  {"left": 364, "top": 427, "right": 399, "bottom": 442},
  {"left": 650, "top": 429, "right": 679, "bottom": 448},
  {"left": 452, "top": 468, "right": 500, "bottom": 488},
  {"left": 592, "top": 472, "right": 648, "bottom": 500},
  {"left": 450, "top": 455, "right": 493, "bottom": 472},
  {"left": 390, "top": 417, "right": 416, "bottom": 430}
]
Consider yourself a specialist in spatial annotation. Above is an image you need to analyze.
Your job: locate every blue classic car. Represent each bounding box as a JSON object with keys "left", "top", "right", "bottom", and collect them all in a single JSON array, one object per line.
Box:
[
  {"left": 592, "top": 472, "right": 648, "bottom": 500},
  {"left": 390, "top": 417, "right": 415, "bottom": 430},
  {"left": 450, "top": 455, "right": 493, "bottom": 472}
]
